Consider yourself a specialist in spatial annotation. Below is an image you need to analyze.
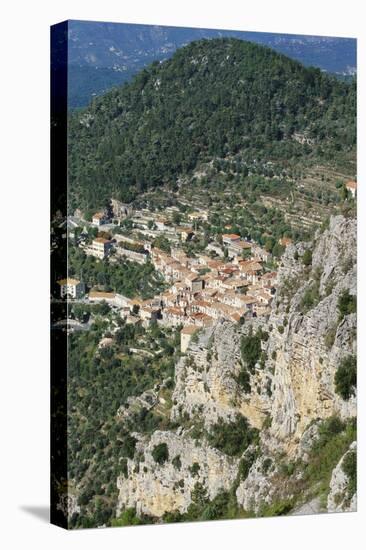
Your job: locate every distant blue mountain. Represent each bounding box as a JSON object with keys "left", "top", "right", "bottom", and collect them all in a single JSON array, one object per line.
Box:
[{"left": 67, "top": 20, "right": 356, "bottom": 108}]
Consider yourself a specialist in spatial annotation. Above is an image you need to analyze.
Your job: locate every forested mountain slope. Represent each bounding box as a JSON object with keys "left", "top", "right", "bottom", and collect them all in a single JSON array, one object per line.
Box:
[
  {"left": 67, "top": 21, "right": 356, "bottom": 108},
  {"left": 68, "top": 38, "right": 356, "bottom": 210}
]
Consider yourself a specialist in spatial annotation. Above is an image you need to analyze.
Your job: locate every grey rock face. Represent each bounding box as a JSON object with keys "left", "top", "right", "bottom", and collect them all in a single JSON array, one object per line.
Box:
[
  {"left": 267, "top": 216, "right": 356, "bottom": 443},
  {"left": 171, "top": 319, "right": 269, "bottom": 430},
  {"left": 236, "top": 454, "right": 278, "bottom": 513},
  {"left": 116, "top": 430, "right": 239, "bottom": 517},
  {"left": 327, "top": 441, "right": 357, "bottom": 513},
  {"left": 294, "top": 421, "right": 321, "bottom": 461},
  {"left": 57, "top": 492, "right": 80, "bottom": 519},
  {"left": 291, "top": 497, "right": 323, "bottom": 516}
]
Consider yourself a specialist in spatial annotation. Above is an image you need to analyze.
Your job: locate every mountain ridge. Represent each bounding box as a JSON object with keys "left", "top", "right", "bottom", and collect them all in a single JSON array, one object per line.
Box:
[
  {"left": 66, "top": 21, "right": 357, "bottom": 108},
  {"left": 68, "top": 37, "right": 356, "bottom": 210}
]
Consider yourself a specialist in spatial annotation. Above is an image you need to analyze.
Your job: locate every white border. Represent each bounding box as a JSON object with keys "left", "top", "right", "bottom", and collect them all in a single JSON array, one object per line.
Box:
[{"left": 1, "top": 1, "right": 364, "bottom": 549}]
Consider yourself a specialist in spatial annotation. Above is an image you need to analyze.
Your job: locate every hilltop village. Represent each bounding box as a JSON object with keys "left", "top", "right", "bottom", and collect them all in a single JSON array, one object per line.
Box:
[
  {"left": 51, "top": 34, "right": 358, "bottom": 530},
  {"left": 59, "top": 198, "right": 287, "bottom": 350}
]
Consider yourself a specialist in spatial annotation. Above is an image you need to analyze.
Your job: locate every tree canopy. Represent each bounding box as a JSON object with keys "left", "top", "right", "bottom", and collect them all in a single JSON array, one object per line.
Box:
[{"left": 68, "top": 38, "right": 356, "bottom": 210}]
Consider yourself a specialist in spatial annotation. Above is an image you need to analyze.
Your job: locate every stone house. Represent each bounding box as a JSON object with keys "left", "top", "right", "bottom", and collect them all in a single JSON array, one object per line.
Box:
[{"left": 92, "top": 212, "right": 106, "bottom": 226}]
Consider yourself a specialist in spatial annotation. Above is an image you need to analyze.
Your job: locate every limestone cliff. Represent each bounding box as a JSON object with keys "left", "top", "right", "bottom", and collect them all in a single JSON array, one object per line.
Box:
[
  {"left": 117, "top": 430, "right": 238, "bottom": 518},
  {"left": 327, "top": 441, "right": 357, "bottom": 513},
  {"left": 268, "top": 215, "right": 356, "bottom": 445},
  {"left": 116, "top": 215, "right": 357, "bottom": 519},
  {"left": 171, "top": 321, "right": 268, "bottom": 430}
]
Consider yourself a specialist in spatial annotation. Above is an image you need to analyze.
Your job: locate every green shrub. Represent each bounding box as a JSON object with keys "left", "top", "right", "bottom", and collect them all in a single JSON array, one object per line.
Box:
[
  {"left": 200, "top": 490, "right": 233, "bottom": 521},
  {"left": 321, "top": 216, "right": 330, "bottom": 231},
  {"left": 172, "top": 455, "right": 182, "bottom": 470},
  {"left": 121, "top": 434, "right": 137, "bottom": 459},
  {"left": 342, "top": 449, "right": 357, "bottom": 500},
  {"left": 262, "top": 458, "right": 272, "bottom": 474},
  {"left": 280, "top": 462, "right": 296, "bottom": 476},
  {"left": 120, "top": 458, "right": 128, "bottom": 478},
  {"left": 272, "top": 243, "right": 285, "bottom": 258},
  {"left": 240, "top": 329, "right": 262, "bottom": 372},
  {"left": 324, "top": 325, "right": 337, "bottom": 349},
  {"left": 302, "top": 249, "right": 313, "bottom": 266},
  {"left": 190, "top": 422, "right": 204, "bottom": 440},
  {"left": 334, "top": 355, "right": 357, "bottom": 400},
  {"left": 317, "top": 416, "right": 345, "bottom": 443},
  {"left": 189, "top": 462, "right": 201, "bottom": 476},
  {"left": 338, "top": 290, "right": 356, "bottom": 321},
  {"left": 111, "top": 508, "right": 142, "bottom": 527},
  {"left": 259, "top": 351, "right": 268, "bottom": 369},
  {"left": 151, "top": 442, "right": 169, "bottom": 464},
  {"left": 185, "top": 484, "right": 247, "bottom": 522},
  {"left": 301, "top": 283, "right": 320, "bottom": 312},
  {"left": 238, "top": 448, "right": 259, "bottom": 481},
  {"left": 262, "top": 500, "right": 293, "bottom": 516},
  {"left": 341, "top": 257, "right": 353, "bottom": 275},
  {"left": 78, "top": 486, "right": 95, "bottom": 506},
  {"left": 303, "top": 416, "right": 356, "bottom": 501},
  {"left": 236, "top": 367, "right": 251, "bottom": 393},
  {"left": 324, "top": 280, "right": 335, "bottom": 297},
  {"left": 207, "top": 415, "right": 258, "bottom": 457},
  {"left": 162, "top": 510, "right": 184, "bottom": 523},
  {"left": 190, "top": 482, "right": 209, "bottom": 508}
]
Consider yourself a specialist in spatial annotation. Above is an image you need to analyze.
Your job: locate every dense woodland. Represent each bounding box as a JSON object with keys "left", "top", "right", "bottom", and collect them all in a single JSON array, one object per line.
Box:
[
  {"left": 68, "top": 38, "right": 356, "bottom": 210},
  {"left": 68, "top": 321, "right": 180, "bottom": 528}
]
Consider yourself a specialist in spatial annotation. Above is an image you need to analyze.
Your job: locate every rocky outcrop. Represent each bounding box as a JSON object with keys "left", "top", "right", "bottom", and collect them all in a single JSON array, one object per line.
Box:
[
  {"left": 116, "top": 430, "right": 238, "bottom": 517},
  {"left": 171, "top": 320, "right": 268, "bottom": 430},
  {"left": 57, "top": 492, "right": 80, "bottom": 519},
  {"left": 327, "top": 441, "right": 357, "bottom": 513},
  {"left": 117, "top": 386, "right": 159, "bottom": 421},
  {"left": 236, "top": 453, "right": 278, "bottom": 513},
  {"left": 267, "top": 216, "right": 356, "bottom": 445},
  {"left": 170, "top": 218, "right": 356, "bottom": 452},
  {"left": 291, "top": 497, "right": 322, "bottom": 516}
]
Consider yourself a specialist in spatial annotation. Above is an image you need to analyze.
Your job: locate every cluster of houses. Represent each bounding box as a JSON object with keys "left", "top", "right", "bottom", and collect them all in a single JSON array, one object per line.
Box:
[
  {"left": 57, "top": 229, "right": 277, "bottom": 351},
  {"left": 59, "top": 174, "right": 358, "bottom": 352},
  {"left": 63, "top": 199, "right": 281, "bottom": 352},
  {"left": 80, "top": 200, "right": 207, "bottom": 261},
  {"left": 145, "top": 239, "right": 277, "bottom": 331}
]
